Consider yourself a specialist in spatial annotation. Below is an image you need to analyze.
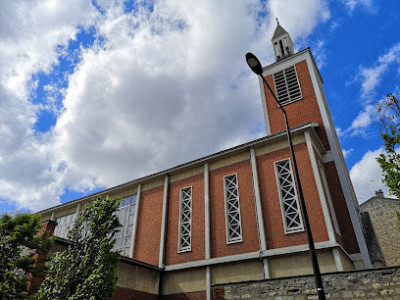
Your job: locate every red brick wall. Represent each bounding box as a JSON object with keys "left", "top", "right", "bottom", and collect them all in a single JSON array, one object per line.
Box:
[
  {"left": 323, "top": 161, "right": 360, "bottom": 254},
  {"left": 161, "top": 290, "right": 206, "bottom": 300},
  {"left": 264, "top": 60, "right": 330, "bottom": 150},
  {"left": 166, "top": 174, "right": 205, "bottom": 265},
  {"left": 209, "top": 160, "right": 259, "bottom": 258},
  {"left": 134, "top": 186, "right": 164, "bottom": 266},
  {"left": 256, "top": 144, "right": 329, "bottom": 249},
  {"left": 113, "top": 286, "right": 157, "bottom": 300}
]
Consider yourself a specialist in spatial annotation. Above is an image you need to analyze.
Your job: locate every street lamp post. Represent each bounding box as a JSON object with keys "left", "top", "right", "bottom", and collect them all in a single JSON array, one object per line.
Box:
[{"left": 245, "top": 52, "right": 326, "bottom": 300}]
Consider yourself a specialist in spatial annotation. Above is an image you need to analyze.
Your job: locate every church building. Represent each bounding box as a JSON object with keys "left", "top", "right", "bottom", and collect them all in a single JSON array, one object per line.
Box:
[{"left": 38, "top": 21, "right": 372, "bottom": 299}]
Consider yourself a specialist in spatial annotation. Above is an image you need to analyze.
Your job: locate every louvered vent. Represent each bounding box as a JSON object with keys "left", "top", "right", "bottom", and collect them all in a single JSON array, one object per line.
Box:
[{"left": 273, "top": 66, "right": 302, "bottom": 106}]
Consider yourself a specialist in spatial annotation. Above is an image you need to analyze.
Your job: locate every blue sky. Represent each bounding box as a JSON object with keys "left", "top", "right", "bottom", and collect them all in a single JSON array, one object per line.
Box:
[{"left": 0, "top": 0, "right": 399, "bottom": 213}]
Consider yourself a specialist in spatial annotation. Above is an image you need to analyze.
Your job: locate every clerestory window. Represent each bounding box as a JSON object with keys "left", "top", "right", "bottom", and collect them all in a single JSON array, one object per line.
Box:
[
  {"left": 178, "top": 186, "right": 192, "bottom": 253},
  {"left": 273, "top": 65, "right": 302, "bottom": 106},
  {"left": 114, "top": 195, "right": 136, "bottom": 257},
  {"left": 54, "top": 213, "right": 77, "bottom": 239},
  {"left": 224, "top": 174, "right": 243, "bottom": 243},
  {"left": 275, "top": 159, "right": 304, "bottom": 234}
]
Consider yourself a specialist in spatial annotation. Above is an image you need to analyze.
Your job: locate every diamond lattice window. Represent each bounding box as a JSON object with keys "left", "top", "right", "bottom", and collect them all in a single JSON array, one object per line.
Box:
[
  {"left": 224, "top": 174, "right": 243, "bottom": 243},
  {"left": 178, "top": 187, "right": 192, "bottom": 252},
  {"left": 273, "top": 65, "right": 302, "bottom": 106},
  {"left": 275, "top": 159, "right": 304, "bottom": 233}
]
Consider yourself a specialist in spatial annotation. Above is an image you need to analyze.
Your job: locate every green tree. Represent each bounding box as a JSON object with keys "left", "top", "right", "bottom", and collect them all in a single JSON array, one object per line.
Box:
[
  {"left": 0, "top": 213, "right": 53, "bottom": 299},
  {"left": 376, "top": 93, "right": 400, "bottom": 199},
  {"left": 37, "top": 196, "right": 122, "bottom": 300}
]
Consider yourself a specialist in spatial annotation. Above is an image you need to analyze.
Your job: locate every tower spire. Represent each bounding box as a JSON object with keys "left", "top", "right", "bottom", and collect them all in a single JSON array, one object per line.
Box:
[{"left": 271, "top": 19, "right": 294, "bottom": 62}]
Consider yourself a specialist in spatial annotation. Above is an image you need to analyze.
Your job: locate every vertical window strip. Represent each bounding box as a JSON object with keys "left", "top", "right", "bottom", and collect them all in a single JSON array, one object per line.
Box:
[
  {"left": 54, "top": 213, "right": 77, "bottom": 239},
  {"left": 224, "top": 174, "right": 243, "bottom": 243},
  {"left": 114, "top": 195, "right": 136, "bottom": 257},
  {"left": 275, "top": 159, "right": 304, "bottom": 233},
  {"left": 178, "top": 186, "right": 192, "bottom": 252},
  {"left": 273, "top": 65, "right": 302, "bottom": 106}
]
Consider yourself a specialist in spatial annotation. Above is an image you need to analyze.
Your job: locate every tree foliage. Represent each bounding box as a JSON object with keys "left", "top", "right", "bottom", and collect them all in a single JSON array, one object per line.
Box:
[
  {"left": 376, "top": 93, "right": 400, "bottom": 199},
  {"left": 37, "top": 196, "right": 122, "bottom": 300},
  {"left": 0, "top": 213, "right": 53, "bottom": 299}
]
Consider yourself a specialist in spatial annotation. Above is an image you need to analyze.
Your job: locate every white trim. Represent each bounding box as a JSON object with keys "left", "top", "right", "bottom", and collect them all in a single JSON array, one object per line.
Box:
[
  {"left": 258, "top": 76, "right": 272, "bottom": 135},
  {"left": 206, "top": 266, "right": 211, "bottom": 300},
  {"left": 304, "top": 131, "right": 336, "bottom": 242},
  {"left": 178, "top": 186, "right": 192, "bottom": 253},
  {"left": 262, "top": 51, "right": 310, "bottom": 78},
  {"left": 274, "top": 158, "right": 304, "bottom": 234},
  {"left": 304, "top": 54, "right": 372, "bottom": 268},
  {"left": 204, "top": 163, "right": 211, "bottom": 260},
  {"left": 249, "top": 148, "right": 267, "bottom": 251},
  {"left": 130, "top": 184, "right": 141, "bottom": 258},
  {"left": 159, "top": 175, "right": 169, "bottom": 268},
  {"left": 165, "top": 241, "right": 340, "bottom": 271},
  {"left": 223, "top": 173, "right": 243, "bottom": 244},
  {"left": 249, "top": 148, "right": 270, "bottom": 279},
  {"left": 75, "top": 203, "right": 80, "bottom": 215},
  {"left": 333, "top": 248, "right": 344, "bottom": 271},
  {"left": 165, "top": 251, "right": 260, "bottom": 271},
  {"left": 322, "top": 150, "right": 334, "bottom": 163}
]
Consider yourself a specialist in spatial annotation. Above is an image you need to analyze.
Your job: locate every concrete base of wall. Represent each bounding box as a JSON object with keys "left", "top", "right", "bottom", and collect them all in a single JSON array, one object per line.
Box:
[
  {"left": 212, "top": 266, "right": 400, "bottom": 299},
  {"left": 112, "top": 286, "right": 158, "bottom": 300},
  {"left": 161, "top": 290, "right": 206, "bottom": 299}
]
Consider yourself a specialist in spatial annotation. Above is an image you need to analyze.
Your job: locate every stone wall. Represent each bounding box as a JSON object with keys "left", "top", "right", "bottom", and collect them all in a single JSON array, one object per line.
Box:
[
  {"left": 212, "top": 266, "right": 400, "bottom": 299},
  {"left": 361, "top": 196, "right": 400, "bottom": 266}
]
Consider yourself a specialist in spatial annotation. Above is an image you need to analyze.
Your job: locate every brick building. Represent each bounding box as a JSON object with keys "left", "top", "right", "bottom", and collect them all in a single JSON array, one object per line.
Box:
[{"left": 38, "top": 21, "right": 372, "bottom": 299}]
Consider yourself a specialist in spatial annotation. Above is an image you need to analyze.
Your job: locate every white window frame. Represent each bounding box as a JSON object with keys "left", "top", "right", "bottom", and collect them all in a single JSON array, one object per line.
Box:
[
  {"left": 272, "top": 65, "right": 303, "bottom": 106},
  {"left": 178, "top": 186, "right": 192, "bottom": 253},
  {"left": 274, "top": 158, "right": 304, "bottom": 234},
  {"left": 223, "top": 173, "right": 243, "bottom": 244}
]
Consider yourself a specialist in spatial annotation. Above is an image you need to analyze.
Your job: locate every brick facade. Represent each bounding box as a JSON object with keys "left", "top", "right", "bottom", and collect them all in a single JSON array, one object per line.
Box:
[
  {"left": 257, "top": 144, "right": 328, "bottom": 249},
  {"left": 209, "top": 160, "right": 259, "bottom": 258},
  {"left": 134, "top": 186, "right": 164, "bottom": 266},
  {"left": 324, "top": 161, "right": 360, "bottom": 254},
  {"left": 166, "top": 174, "right": 205, "bottom": 265},
  {"left": 264, "top": 60, "right": 330, "bottom": 150}
]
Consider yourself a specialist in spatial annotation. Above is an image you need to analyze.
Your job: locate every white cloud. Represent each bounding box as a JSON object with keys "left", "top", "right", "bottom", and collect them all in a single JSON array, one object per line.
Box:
[
  {"left": 348, "top": 104, "right": 376, "bottom": 136},
  {"left": 350, "top": 148, "right": 390, "bottom": 203},
  {"left": 267, "top": 0, "right": 330, "bottom": 40},
  {"left": 0, "top": 0, "right": 332, "bottom": 212},
  {"left": 340, "top": 0, "right": 378, "bottom": 14},
  {"left": 359, "top": 43, "right": 400, "bottom": 98},
  {"left": 0, "top": 0, "right": 98, "bottom": 211},
  {"left": 342, "top": 148, "right": 354, "bottom": 159}
]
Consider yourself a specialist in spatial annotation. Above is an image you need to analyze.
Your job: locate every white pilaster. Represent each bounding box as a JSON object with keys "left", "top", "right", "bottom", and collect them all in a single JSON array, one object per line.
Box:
[
  {"left": 130, "top": 184, "right": 142, "bottom": 258},
  {"left": 159, "top": 175, "right": 169, "bottom": 268}
]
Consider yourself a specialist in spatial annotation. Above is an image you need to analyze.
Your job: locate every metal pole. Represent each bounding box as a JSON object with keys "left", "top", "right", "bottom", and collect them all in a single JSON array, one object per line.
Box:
[{"left": 260, "top": 76, "right": 326, "bottom": 299}]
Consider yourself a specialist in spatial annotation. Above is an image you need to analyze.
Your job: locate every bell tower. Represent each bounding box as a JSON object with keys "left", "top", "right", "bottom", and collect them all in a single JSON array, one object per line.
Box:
[
  {"left": 257, "top": 20, "right": 372, "bottom": 269},
  {"left": 271, "top": 18, "right": 294, "bottom": 61}
]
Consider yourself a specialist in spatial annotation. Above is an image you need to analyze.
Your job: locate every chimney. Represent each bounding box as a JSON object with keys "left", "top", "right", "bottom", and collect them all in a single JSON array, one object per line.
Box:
[{"left": 375, "top": 189, "right": 384, "bottom": 198}]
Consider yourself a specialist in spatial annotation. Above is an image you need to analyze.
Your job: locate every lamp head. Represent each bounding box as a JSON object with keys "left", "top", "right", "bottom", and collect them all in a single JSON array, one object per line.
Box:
[{"left": 245, "top": 52, "right": 263, "bottom": 75}]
